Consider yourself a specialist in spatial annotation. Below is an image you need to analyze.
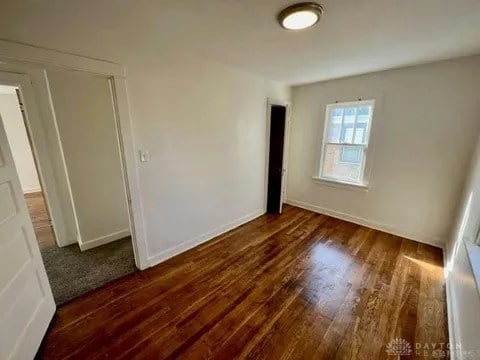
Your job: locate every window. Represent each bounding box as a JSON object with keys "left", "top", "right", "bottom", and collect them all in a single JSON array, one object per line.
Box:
[{"left": 317, "top": 100, "right": 375, "bottom": 186}]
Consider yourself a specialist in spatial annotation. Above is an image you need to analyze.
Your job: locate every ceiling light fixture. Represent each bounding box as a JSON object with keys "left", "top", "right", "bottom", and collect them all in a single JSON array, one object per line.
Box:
[{"left": 278, "top": 2, "right": 323, "bottom": 31}]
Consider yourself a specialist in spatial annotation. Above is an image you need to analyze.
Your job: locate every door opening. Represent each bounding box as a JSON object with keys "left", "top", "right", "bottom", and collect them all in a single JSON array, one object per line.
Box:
[
  {"left": 0, "top": 85, "right": 57, "bottom": 248},
  {"left": 267, "top": 104, "right": 287, "bottom": 214},
  {"left": 0, "top": 71, "right": 137, "bottom": 306}
]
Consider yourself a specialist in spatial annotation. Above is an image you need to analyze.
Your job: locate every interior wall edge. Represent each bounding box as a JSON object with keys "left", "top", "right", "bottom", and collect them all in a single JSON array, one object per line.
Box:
[
  {"left": 291, "top": 54, "right": 480, "bottom": 89},
  {"left": 444, "top": 253, "right": 459, "bottom": 360},
  {"left": 285, "top": 198, "right": 444, "bottom": 248},
  {"left": 147, "top": 208, "right": 265, "bottom": 268}
]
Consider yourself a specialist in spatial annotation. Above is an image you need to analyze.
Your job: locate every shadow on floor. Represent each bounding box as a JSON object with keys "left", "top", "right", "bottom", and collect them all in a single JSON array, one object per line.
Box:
[{"left": 41, "top": 237, "right": 137, "bottom": 305}]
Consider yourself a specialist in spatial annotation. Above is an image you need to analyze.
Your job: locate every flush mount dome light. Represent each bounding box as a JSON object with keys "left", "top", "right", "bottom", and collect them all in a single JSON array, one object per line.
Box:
[{"left": 278, "top": 2, "right": 323, "bottom": 30}]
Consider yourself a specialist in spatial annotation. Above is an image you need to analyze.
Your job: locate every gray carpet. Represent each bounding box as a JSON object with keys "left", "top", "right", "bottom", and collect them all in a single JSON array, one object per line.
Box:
[{"left": 40, "top": 237, "right": 137, "bottom": 305}]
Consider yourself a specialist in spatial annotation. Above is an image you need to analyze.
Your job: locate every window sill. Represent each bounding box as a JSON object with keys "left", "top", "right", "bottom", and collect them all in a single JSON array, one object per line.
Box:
[{"left": 312, "top": 177, "right": 370, "bottom": 192}]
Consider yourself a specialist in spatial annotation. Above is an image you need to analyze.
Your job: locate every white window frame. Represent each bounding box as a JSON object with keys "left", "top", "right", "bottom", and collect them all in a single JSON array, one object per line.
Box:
[{"left": 314, "top": 99, "right": 376, "bottom": 190}]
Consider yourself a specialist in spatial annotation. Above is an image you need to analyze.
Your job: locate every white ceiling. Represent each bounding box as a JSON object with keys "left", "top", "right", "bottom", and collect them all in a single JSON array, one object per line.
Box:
[{"left": 1, "top": 0, "right": 479, "bottom": 85}]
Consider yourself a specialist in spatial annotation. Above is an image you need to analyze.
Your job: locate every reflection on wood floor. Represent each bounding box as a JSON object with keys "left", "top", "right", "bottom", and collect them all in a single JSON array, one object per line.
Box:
[{"left": 37, "top": 204, "right": 448, "bottom": 359}]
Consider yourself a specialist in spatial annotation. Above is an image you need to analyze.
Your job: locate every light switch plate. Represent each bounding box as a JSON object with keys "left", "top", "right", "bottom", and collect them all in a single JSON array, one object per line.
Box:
[{"left": 139, "top": 149, "right": 150, "bottom": 163}]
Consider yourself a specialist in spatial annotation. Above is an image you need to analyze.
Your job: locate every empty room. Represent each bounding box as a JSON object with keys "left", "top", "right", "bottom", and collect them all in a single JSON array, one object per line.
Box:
[{"left": 0, "top": 1, "right": 479, "bottom": 359}]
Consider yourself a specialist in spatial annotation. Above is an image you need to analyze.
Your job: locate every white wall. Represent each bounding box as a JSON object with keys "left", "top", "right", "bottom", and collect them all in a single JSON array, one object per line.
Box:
[
  {"left": 47, "top": 69, "right": 130, "bottom": 249},
  {"left": 445, "top": 135, "right": 480, "bottom": 359},
  {"left": 0, "top": 33, "right": 290, "bottom": 264},
  {"left": 124, "top": 53, "right": 290, "bottom": 262},
  {"left": 286, "top": 56, "right": 480, "bottom": 247},
  {"left": 0, "top": 92, "right": 41, "bottom": 193},
  {"left": 36, "top": 57, "right": 289, "bottom": 261}
]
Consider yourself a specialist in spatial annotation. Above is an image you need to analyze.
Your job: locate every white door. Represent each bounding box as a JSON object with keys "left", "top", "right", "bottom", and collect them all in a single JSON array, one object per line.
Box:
[{"left": 0, "top": 73, "right": 55, "bottom": 360}]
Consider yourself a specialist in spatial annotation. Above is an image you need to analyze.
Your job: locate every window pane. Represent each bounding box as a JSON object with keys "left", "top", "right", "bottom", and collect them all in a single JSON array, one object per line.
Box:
[
  {"left": 357, "top": 114, "right": 369, "bottom": 124},
  {"left": 357, "top": 106, "right": 370, "bottom": 116},
  {"left": 327, "top": 108, "right": 343, "bottom": 143},
  {"left": 322, "top": 144, "right": 364, "bottom": 183},
  {"left": 344, "top": 107, "right": 357, "bottom": 118},
  {"left": 353, "top": 123, "right": 367, "bottom": 144},
  {"left": 331, "top": 108, "right": 344, "bottom": 117},
  {"left": 340, "top": 145, "right": 362, "bottom": 163},
  {"left": 340, "top": 107, "right": 356, "bottom": 143},
  {"left": 343, "top": 126, "right": 354, "bottom": 143},
  {"left": 328, "top": 123, "right": 341, "bottom": 143},
  {"left": 320, "top": 101, "right": 373, "bottom": 185}
]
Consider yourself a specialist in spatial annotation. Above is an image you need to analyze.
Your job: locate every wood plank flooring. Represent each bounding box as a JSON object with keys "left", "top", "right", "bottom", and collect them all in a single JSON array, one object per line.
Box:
[
  {"left": 25, "top": 191, "right": 56, "bottom": 249},
  {"left": 37, "top": 205, "right": 448, "bottom": 359}
]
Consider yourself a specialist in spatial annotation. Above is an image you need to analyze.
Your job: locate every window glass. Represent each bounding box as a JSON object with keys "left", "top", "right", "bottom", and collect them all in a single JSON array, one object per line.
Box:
[
  {"left": 322, "top": 144, "right": 363, "bottom": 182},
  {"left": 319, "top": 101, "right": 374, "bottom": 185},
  {"left": 327, "top": 108, "right": 343, "bottom": 143}
]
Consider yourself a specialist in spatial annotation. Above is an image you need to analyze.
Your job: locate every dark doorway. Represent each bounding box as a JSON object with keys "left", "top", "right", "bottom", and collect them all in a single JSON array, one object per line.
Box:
[{"left": 267, "top": 105, "right": 286, "bottom": 214}]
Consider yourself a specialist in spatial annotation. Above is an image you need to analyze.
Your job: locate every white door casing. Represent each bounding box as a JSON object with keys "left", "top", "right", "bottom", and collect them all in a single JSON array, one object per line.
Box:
[
  {"left": 0, "top": 72, "right": 55, "bottom": 360},
  {"left": 0, "top": 40, "right": 150, "bottom": 269}
]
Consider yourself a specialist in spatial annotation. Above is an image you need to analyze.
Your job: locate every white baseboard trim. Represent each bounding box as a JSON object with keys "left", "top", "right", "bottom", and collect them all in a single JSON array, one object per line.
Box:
[
  {"left": 23, "top": 187, "right": 42, "bottom": 194},
  {"left": 285, "top": 198, "right": 444, "bottom": 248},
  {"left": 57, "top": 237, "right": 78, "bottom": 248},
  {"left": 148, "top": 209, "right": 265, "bottom": 267},
  {"left": 79, "top": 229, "right": 131, "bottom": 251}
]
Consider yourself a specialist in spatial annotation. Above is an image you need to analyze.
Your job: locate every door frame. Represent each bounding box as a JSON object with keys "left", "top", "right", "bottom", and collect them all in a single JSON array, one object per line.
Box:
[
  {"left": 0, "top": 72, "right": 59, "bottom": 242},
  {"left": 0, "top": 66, "right": 77, "bottom": 249},
  {"left": 0, "top": 40, "right": 149, "bottom": 270},
  {"left": 264, "top": 98, "right": 291, "bottom": 213}
]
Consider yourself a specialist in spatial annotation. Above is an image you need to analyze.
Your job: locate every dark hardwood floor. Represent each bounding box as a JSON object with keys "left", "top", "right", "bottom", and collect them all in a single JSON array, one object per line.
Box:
[{"left": 37, "top": 205, "right": 448, "bottom": 359}]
